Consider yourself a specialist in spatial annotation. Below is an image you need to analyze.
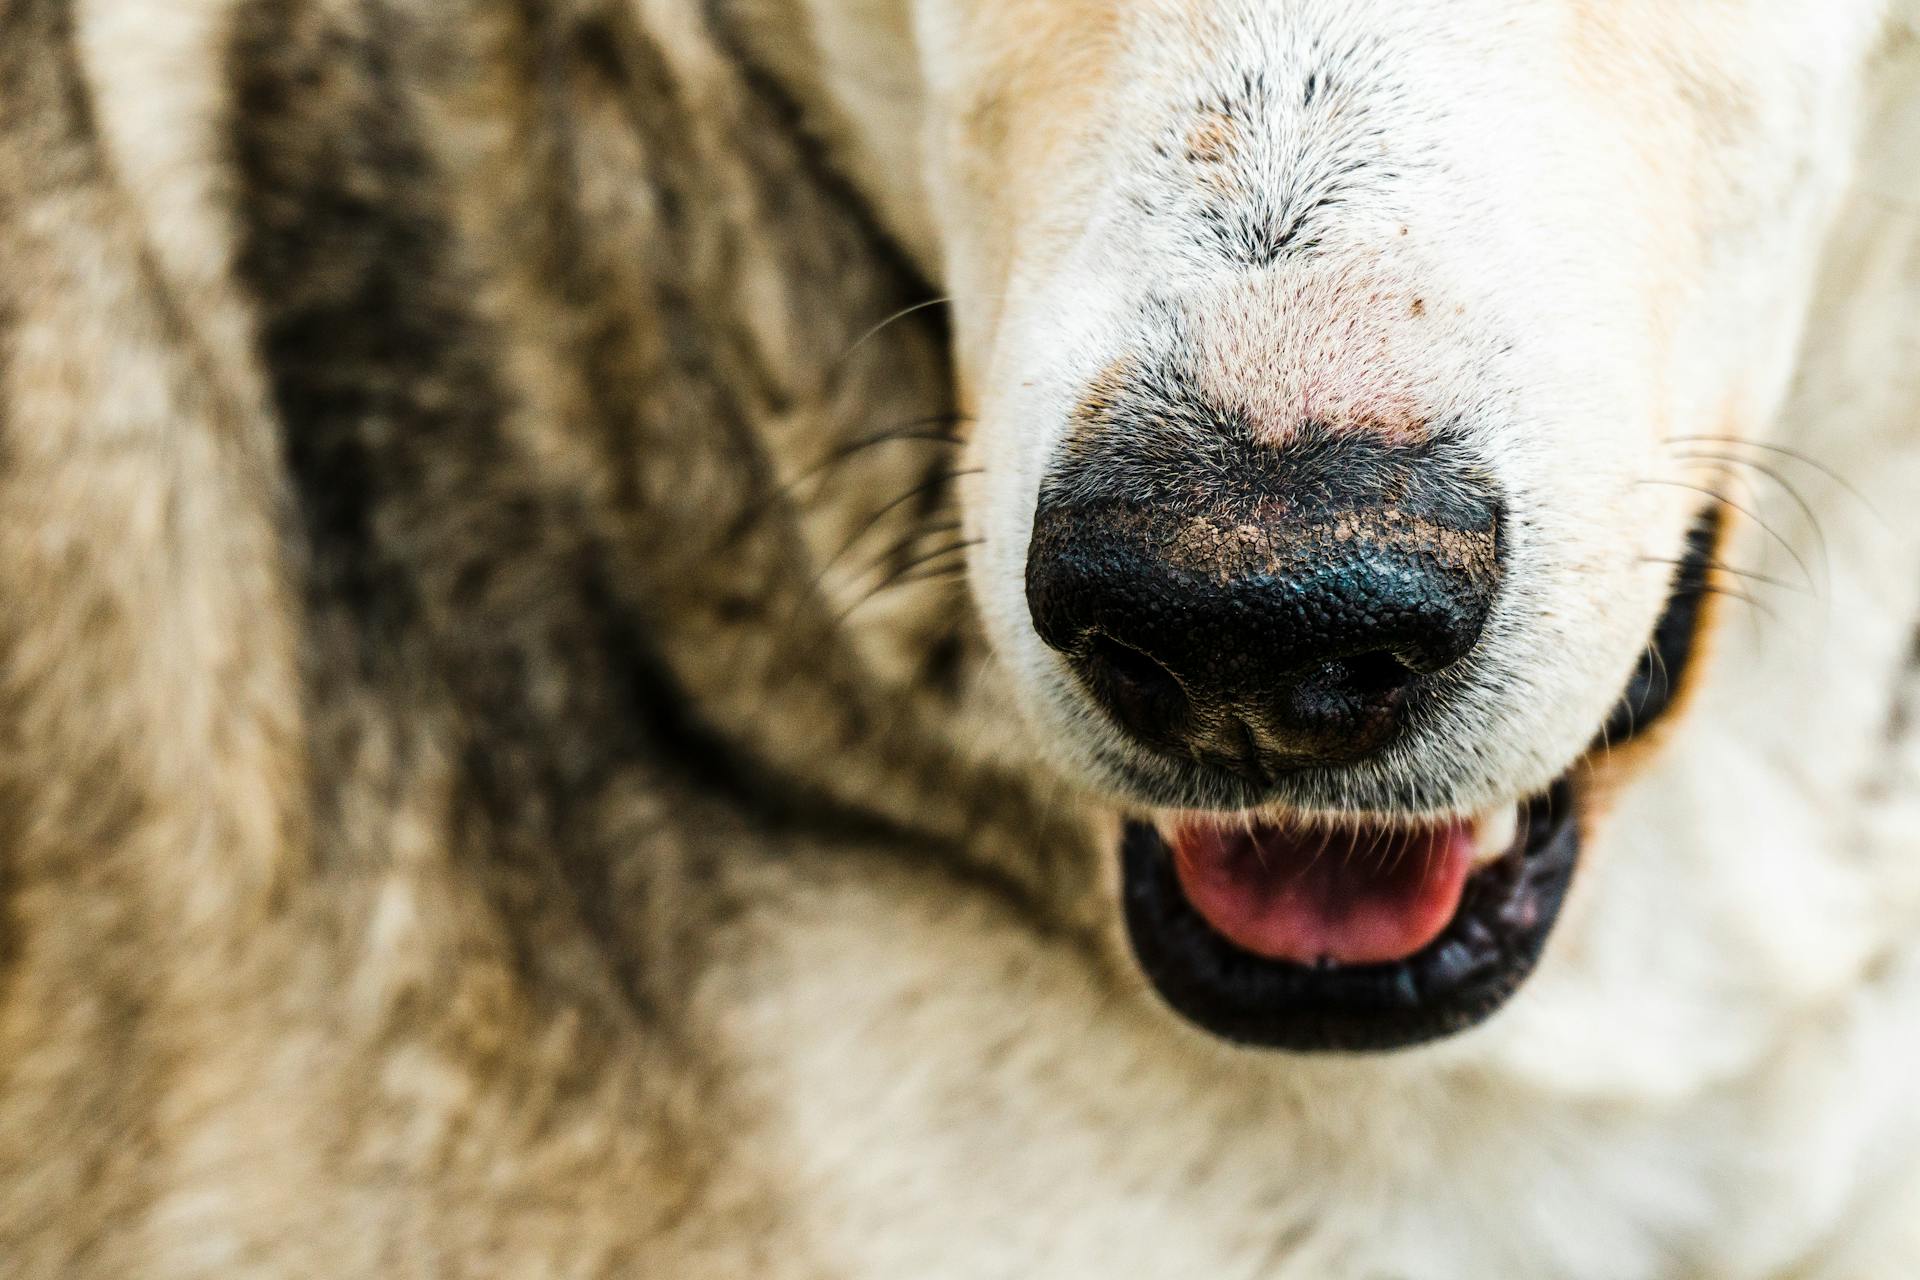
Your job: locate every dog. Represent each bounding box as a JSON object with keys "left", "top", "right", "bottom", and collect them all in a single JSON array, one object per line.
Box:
[{"left": 1, "top": 0, "right": 1918, "bottom": 1274}]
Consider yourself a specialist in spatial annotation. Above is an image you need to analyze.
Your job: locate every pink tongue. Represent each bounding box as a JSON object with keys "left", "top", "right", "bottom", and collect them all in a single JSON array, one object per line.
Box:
[{"left": 1170, "top": 817, "right": 1476, "bottom": 966}]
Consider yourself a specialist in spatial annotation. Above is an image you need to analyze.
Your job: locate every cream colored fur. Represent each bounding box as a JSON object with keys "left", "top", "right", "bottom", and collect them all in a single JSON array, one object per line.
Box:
[{"left": 725, "top": 3, "right": 1920, "bottom": 1276}]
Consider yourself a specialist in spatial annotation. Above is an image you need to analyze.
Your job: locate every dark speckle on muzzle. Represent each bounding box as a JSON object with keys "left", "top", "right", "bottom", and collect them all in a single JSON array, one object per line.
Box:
[{"left": 1025, "top": 424, "right": 1501, "bottom": 779}]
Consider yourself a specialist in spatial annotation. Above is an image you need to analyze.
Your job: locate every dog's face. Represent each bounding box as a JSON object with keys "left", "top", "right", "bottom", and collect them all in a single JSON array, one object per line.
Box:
[{"left": 823, "top": 0, "right": 1893, "bottom": 1049}]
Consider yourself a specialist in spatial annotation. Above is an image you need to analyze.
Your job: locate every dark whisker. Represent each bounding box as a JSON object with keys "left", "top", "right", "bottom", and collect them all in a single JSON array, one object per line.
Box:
[
  {"left": 1634, "top": 555, "right": 1804, "bottom": 594},
  {"left": 837, "top": 538, "right": 984, "bottom": 623},
  {"left": 842, "top": 520, "right": 965, "bottom": 589},
  {"left": 873, "top": 535, "right": 978, "bottom": 584},
  {"left": 1664, "top": 434, "right": 1874, "bottom": 513},
  {"left": 1693, "top": 583, "right": 1780, "bottom": 624},
  {"left": 885, "top": 558, "right": 976, "bottom": 591},
  {"left": 1667, "top": 450, "right": 1831, "bottom": 578},
  {"left": 833, "top": 297, "right": 954, "bottom": 371},
  {"left": 817, "top": 467, "right": 984, "bottom": 578},
  {"left": 1634, "top": 478, "right": 1817, "bottom": 592},
  {"left": 794, "top": 414, "right": 972, "bottom": 490}
]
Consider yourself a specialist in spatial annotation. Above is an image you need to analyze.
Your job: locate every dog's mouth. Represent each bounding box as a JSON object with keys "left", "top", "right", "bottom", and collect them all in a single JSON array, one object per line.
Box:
[
  {"left": 1118, "top": 510, "right": 1720, "bottom": 1052},
  {"left": 1123, "top": 784, "right": 1578, "bottom": 1051}
]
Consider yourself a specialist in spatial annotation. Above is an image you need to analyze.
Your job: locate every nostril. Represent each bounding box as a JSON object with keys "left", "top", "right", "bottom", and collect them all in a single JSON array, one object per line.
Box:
[
  {"left": 1340, "top": 651, "right": 1418, "bottom": 700},
  {"left": 1081, "top": 634, "right": 1192, "bottom": 745},
  {"left": 1267, "top": 652, "right": 1417, "bottom": 762},
  {"left": 1089, "top": 634, "right": 1172, "bottom": 690}
]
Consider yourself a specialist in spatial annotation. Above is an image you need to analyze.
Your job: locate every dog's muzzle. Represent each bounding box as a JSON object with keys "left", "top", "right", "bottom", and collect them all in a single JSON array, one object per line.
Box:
[{"left": 1023, "top": 418, "right": 1720, "bottom": 1051}]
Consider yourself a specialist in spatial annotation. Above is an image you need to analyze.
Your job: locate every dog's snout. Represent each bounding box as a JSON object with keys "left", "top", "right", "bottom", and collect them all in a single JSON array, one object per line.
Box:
[{"left": 1026, "top": 432, "right": 1501, "bottom": 774}]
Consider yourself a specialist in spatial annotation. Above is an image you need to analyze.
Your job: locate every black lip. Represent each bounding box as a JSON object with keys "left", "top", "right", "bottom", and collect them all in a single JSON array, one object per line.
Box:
[
  {"left": 1599, "top": 507, "right": 1721, "bottom": 747},
  {"left": 1123, "top": 784, "right": 1577, "bottom": 1052},
  {"left": 1118, "top": 506, "right": 1723, "bottom": 1052}
]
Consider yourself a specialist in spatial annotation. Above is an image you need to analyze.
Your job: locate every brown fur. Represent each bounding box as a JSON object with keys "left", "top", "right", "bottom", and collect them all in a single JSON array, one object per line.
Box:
[{"left": 0, "top": 1, "right": 1082, "bottom": 1272}]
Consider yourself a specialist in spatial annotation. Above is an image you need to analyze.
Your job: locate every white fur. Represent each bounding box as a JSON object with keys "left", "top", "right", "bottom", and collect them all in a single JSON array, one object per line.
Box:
[{"left": 737, "top": 3, "right": 1920, "bottom": 1275}]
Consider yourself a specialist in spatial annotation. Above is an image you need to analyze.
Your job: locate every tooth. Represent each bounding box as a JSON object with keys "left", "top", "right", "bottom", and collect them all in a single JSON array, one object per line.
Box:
[{"left": 1472, "top": 806, "right": 1521, "bottom": 865}]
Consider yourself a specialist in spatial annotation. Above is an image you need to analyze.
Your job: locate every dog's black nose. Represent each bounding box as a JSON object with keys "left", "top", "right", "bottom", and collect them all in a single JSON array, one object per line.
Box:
[{"left": 1025, "top": 432, "right": 1500, "bottom": 773}]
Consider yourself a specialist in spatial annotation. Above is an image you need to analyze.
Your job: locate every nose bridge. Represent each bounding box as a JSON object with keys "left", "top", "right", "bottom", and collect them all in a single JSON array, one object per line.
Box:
[
  {"left": 1069, "top": 254, "right": 1481, "bottom": 482},
  {"left": 1109, "top": 3, "right": 1475, "bottom": 302},
  {"left": 1204, "top": 250, "right": 1491, "bottom": 437},
  {"left": 1047, "top": 356, "right": 1496, "bottom": 538}
]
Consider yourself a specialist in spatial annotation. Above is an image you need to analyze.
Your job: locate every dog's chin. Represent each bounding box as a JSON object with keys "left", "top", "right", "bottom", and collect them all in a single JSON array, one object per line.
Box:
[{"left": 1103, "top": 509, "right": 1722, "bottom": 1054}]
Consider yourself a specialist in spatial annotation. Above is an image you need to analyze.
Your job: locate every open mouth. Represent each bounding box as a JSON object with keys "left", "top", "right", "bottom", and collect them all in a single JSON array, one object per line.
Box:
[{"left": 1120, "top": 509, "right": 1721, "bottom": 1052}]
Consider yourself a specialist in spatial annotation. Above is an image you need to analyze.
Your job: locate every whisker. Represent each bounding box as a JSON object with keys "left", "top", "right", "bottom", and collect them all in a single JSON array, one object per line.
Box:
[
  {"left": 791, "top": 414, "right": 973, "bottom": 491},
  {"left": 1664, "top": 434, "right": 1876, "bottom": 516},
  {"left": 1646, "top": 631, "right": 1672, "bottom": 709},
  {"left": 747, "top": 420, "right": 973, "bottom": 637},
  {"left": 887, "top": 539, "right": 980, "bottom": 579},
  {"left": 1299, "top": 821, "right": 1337, "bottom": 879},
  {"left": 834, "top": 297, "right": 954, "bottom": 370},
  {"left": 841, "top": 520, "right": 965, "bottom": 587},
  {"left": 1634, "top": 478, "right": 1817, "bottom": 592},
  {"left": 1246, "top": 818, "right": 1272, "bottom": 874},
  {"left": 1606, "top": 646, "right": 1648, "bottom": 749},
  {"left": 1694, "top": 583, "right": 1780, "bottom": 624},
  {"left": 892, "top": 561, "right": 972, "bottom": 586},
  {"left": 1667, "top": 450, "right": 1831, "bottom": 580},
  {"left": 1634, "top": 555, "right": 1804, "bottom": 594},
  {"left": 817, "top": 467, "right": 984, "bottom": 578},
  {"left": 1369, "top": 823, "right": 1397, "bottom": 875},
  {"left": 836, "top": 537, "right": 984, "bottom": 623}
]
